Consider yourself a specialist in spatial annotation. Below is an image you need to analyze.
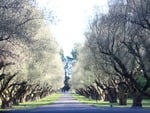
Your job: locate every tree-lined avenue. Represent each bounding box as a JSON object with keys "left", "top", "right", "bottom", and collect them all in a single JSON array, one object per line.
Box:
[{"left": 3, "top": 93, "right": 150, "bottom": 113}]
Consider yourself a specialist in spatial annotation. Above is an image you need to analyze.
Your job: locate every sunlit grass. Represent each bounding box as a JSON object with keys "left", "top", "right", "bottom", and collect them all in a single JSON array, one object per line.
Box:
[
  {"left": 13, "top": 93, "right": 62, "bottom": 109},
  {"left": 72, "top": 94, "right": 150, "bottom": 108},
  {"left": 0, "top": 93, "right": 62, "bottom": 111}
]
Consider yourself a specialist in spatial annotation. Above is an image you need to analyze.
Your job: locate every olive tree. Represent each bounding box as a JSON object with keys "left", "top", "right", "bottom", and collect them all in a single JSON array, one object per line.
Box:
[
  {"left": 0, "top": 0, "right": 43, "bottom": 108},
  {"left": 84, "top": 0, "right": 150, "bottom": 107},
  {"left": 0, "top": 0, "right": 64, "bottom": 109}
]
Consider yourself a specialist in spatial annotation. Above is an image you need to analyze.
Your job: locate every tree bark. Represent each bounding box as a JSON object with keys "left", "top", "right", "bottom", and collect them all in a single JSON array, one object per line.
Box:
[
  {"left": 12, "top": 98, "right": 19, "bottom": 105},
  {"left": 1, "top": 99, "right": 13, "bottom": 109},
  {"left": 118, "top": 82, "right": 128, "bottom": 105},
  {"left": 107, "top": 87, "right": 117, "bottom": 103},
  {"left": 132, "top": 93, "right": 143, "bottom": 107},
  {"left": 118, "top": 94, "right": 128, "bottom": 105}
]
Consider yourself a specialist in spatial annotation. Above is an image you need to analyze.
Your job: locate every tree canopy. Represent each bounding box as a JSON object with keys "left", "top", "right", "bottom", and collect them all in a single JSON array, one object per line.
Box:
[
  {"left": 71, "top": 0, "right": 150, "bottom": 107},
  {"left": 0, "top": 0, "right": 64, "bottom": 109}
]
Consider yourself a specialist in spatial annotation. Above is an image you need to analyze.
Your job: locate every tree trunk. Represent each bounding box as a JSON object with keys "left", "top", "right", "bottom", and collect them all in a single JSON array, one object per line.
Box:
[
  {"left": 118, "top": 92, "right": 128, "bottom": 105},
  {"left": 118, "top": 82, "right": 128, "bottom": 105},
  {"left": 19, "top": 92, "right": 28, "bottom": 103},
  {"left": 12, "top": 98, "right": 19, "bottom": 105},
  {"left": 107, "top": 87, "right": 117, "bottom": 103},
  {"left": 103, "top": 90, "right": 109, "bottom": 101},
  {"left": 118, "top": 96, "right": 127, "bottom": 105},
  {"left": 132, "top": 93, "right": 143, "bottom": 107},
  {"left": 20, "top": 96, "right": 26, "bottom": 103},
  {"left": 1, "top": 100, "right": 13, "bottom": 109}
]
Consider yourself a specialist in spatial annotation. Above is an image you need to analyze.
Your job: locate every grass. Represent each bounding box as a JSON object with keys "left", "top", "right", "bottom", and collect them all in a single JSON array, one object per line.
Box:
[
  {"left": 72, "top": 94, "right": 150, "bottom": 108},
  {"left": 1, "top": 93, "right": 150, "bottom": 111},
  {"left": 0, "top": 93, "right": 62, "bottom": 111}
]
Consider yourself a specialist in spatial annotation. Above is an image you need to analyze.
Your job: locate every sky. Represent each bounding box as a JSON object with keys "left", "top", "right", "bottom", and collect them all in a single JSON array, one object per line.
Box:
[{"left": 36, "top": 0, "right": 108, "bottom": 55}]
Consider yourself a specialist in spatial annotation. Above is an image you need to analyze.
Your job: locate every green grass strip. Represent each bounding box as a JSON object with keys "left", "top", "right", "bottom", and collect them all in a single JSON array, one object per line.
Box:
[
  {"left": 0, "top": 93, "right": 62, "bottom": 111},
  {"left": 72, "top": 94, "right": 150, "bottom": 108},
  {"left": 13, "top": 93, "right": 62, "bottom": 109}
]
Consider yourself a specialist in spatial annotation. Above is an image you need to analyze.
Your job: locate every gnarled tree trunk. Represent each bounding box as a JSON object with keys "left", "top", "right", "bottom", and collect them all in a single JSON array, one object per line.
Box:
[
  {"left": 118, "top": 82, "right": 128, "bottom": 105},
  {"left": 118, "top": 94, "right": 128, "bottom": 105},
  {"left": 107, "top": 87, "right": 117, "bottom": 103},
  {"left": 1, "top": 98, "right": 13, "bottom": 109},
  {"left": 132, "top": 93, "right": 143, "bottom": 107}
]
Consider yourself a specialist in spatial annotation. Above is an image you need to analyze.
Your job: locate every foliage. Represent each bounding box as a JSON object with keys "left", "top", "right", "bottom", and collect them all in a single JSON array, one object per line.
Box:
[
  {"left": 71, "top": 0, "right": 150, "bottom": 107},
  {"left": 0, "top": 0, "right": 64, "bottom": 109}
]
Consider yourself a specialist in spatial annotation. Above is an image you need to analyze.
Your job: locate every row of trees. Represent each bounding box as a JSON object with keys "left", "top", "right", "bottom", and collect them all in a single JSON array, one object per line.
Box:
[
  {"left": 0, "top": 0, "right": 64, "bottom": 109},
  {"left": 71, "top": 0, "right": 150, "bottom": 107}
]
